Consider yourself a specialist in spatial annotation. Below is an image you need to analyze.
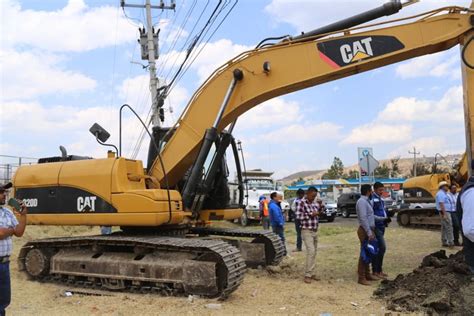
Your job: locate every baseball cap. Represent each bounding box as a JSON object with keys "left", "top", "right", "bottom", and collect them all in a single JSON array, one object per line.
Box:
[{"left": 0, "top": 182, "right": 12, "bottom": 192}]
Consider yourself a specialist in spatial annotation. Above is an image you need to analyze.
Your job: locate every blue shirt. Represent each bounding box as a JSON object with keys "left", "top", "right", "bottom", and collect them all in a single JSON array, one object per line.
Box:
[
  {"left": 268, "top": 199, "right": 285, "bottom": 227},
  {"left": 435, "top": 190, "right": 449, "bottom": 211},
  {"left": 446, "top": 192, "right": 457, "bottom": 212},
  {"left": 0, "top": 206, "right": 19, "bottom": 256}
]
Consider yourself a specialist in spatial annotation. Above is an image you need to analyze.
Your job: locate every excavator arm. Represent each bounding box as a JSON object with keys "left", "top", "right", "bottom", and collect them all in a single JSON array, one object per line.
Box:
[{"left": 152, "top": 4, "right": 474, "bottom": 191}]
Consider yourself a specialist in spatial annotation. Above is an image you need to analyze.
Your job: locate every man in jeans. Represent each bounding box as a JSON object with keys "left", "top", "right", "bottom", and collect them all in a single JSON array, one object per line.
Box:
[
  {"left": 371, "top": 182, "right": 390, "bottom": 279},
  {"left": 268, "top": 192, "right": 286, "bottom": 255},
  {"left": 448, "top": 184, "right": 462, "bottom": 246},
  {"left": 0, "top": 183, "right": 28, "bottom": 316},
  {"left": 296, "top": 186, "right": 320, "bottom": 284},
  {"left": 291, "top": 189, "right": 305, "bottom": 252},
  {"left": 436, "top": 181, "right": 454, "bottom": 247},
  {"left": 356, "top": 184, "right": 378, "bottom": 285}
]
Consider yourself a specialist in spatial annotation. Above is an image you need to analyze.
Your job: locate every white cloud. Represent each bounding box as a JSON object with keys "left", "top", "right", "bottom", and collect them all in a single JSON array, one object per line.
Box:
[
  {"left": 0, "top": 99, "right": 154, "bottom": 161},
  {"left": 264, "top": 0, "right": 469, "bottom": 33},
  {"left": 0, "top": 49, "right": 96, "bottom": 101},
  {"left": 387, "top": 137, "right": 450, "bottom": 158},
  {"left": 236, "top": 98, "right": 302, "bottom": 129},
  {"left": 395, "top": 52, "right": 459, "bottom": 80},
  {"left": 376, "top": 86, "right": 463, "bottom": 123},
  {"left": 1, "top": 0, "right": 137, "bottom": 52},
  {"left": 158, "top": 39, "right": 253, "bottom": 83},
  {"left": 257, "top": 122, "right": 342, "bottom": 144},
  {"left": 341, "top": 123, "right": 412, "bottom": 145}
]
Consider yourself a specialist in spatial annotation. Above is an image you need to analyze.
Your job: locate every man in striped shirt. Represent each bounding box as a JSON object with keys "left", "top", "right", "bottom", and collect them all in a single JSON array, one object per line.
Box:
[
  {"left": 296, "top": 186, "right": 320, "bottom": 284},
  {"left": 0, "top": 183, "right": 28, "bottom": 316}
]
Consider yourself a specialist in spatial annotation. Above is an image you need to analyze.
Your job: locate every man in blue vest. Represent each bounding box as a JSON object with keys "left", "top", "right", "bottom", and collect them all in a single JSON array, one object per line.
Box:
[{"left": 371, "top": 182, "right": 390, "bottom": 279}]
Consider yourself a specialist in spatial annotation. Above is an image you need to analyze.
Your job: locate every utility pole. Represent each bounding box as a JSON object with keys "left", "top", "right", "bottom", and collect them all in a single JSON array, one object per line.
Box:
[
  {"left": 408, "top": 146, "right": 420, "bottom": 177},
  {"left": 120, "top": 0, "right": 176, "bottom": 127}
]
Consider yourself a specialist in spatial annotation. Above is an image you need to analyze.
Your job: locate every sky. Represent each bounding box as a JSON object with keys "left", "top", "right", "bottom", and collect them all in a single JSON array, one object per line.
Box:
[{"left": 0, "top": 0, "right": 471, "bottom": 179}]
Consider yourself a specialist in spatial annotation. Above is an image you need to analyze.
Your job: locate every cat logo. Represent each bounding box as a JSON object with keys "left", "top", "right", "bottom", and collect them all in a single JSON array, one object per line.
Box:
[
  {"left": 340, "top": 37, "right": 373, "bottom": 64},
  {"left": 77, "top": 196, "right": 97, "bottom": 212},
  {"left": 317, "top": 35, "right": 404, "bottom": 68}
]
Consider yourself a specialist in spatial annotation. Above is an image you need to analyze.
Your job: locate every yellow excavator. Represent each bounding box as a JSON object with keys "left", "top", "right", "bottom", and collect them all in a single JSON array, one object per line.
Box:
[
  {"left": 12, "top": 1, "right": 474, "bottom": 298},
  {"left": 397, "top": 153, "right": 468, "bottom": 227}
]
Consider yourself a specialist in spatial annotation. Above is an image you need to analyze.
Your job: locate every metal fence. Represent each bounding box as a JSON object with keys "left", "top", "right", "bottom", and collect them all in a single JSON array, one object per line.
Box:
[{"left": 0, "top": 155, "right": 37, "bottom": 184}]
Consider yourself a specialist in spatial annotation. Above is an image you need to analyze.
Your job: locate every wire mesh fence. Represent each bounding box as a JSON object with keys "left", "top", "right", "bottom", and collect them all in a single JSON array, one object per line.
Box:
[{"left": 0, "top": 155, "right": 37, "bottom": 184}]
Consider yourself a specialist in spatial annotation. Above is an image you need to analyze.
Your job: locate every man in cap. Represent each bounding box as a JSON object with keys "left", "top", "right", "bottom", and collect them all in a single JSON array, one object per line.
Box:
[
  {"left": 0, "top": 182, "right": 28, "bottom": 316},
  {"left": 436, "top": 181, "right": 454, "bottom": 247}
]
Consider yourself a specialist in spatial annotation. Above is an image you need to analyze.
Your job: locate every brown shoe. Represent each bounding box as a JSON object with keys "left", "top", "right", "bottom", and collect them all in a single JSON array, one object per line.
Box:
[
  {"left": 358, "top": 278, "right": 371, "bottom": 286},
  {"left": 379, "top": 272, "right": 389, "bottom": 278},
  {"left": 372, "top": 273, "right": 386, "bottom": 280},
  {"left": 366, "top": 274, "right": 378, "bottom": 281},
  {"left": 304, "top": 277, "right": 312, "bottom": 284},
  {"left": 311, "top": 275, "right": 321, "bottom": 281}
]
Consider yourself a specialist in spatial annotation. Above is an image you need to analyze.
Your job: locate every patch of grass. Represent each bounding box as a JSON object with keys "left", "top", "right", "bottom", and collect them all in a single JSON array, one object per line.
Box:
[{"left": 318, "top": 225, "right": 354, "bottom": 236}]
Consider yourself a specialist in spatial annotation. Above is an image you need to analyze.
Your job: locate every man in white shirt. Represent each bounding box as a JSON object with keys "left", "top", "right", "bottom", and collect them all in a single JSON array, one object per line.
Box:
[
  {"left": 457, "top": 176, "right": 474, "bottom": 278},
  {"left": 448, "top": 184, "right": 462, "bottom": 246}
]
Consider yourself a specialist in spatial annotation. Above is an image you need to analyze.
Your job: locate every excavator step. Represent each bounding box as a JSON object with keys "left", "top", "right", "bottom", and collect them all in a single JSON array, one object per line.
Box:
[
  {"left": 18, "top": 235, "right": 246, "bottom": 299},
  {"left": 189, "top": 227, "right": 285, "bottom": 267}
]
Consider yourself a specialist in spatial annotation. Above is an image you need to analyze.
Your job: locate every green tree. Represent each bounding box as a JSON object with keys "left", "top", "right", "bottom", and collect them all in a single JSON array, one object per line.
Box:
[
  {"left": 374, "top": 163, "right": 390, "bottom": 178},
  {"left": 322, "top": 157, "right": 345, "bottom": 179},
  {"left": 345, "top": 170, "right": 359, "bottom": 179}
]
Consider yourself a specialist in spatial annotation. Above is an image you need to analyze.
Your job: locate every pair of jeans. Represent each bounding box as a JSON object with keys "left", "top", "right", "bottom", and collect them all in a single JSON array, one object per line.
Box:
[
  {"left": 262, "top": 217, "right": 270, "bottom": 230},
  {"left": 294, "top": 219, "right": 302, "bottom": 250},
  {"left": 372, "top": 228, "right": 386, "bottom": 273},
  {"left": 302, "top": 229, "right": 318, "bottom": 277},
  {"left": 272, "top": 225, "right": 286, "bottom": 255},
  {"left": 0, "top": 262, "right": 11, "bottom": 316},
  {"left": 449, "top": 212, "right": 462, "bottom": 245},
  {"left": 440, "top": 214, "right": 454, "bottom": 246}
]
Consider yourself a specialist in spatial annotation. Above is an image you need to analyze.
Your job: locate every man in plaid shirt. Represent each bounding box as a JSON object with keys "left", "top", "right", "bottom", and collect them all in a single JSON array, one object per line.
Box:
[
  {"left": 0, "top": 183, "right": 28, "bottom": 316},
  {"left": 296, "top": 186, "right": 320, "bottom": 284}
]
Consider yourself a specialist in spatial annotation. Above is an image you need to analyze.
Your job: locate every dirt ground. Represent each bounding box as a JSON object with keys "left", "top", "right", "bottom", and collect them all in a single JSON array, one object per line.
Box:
[
  {"left": 375, "top": 250, "right": 474, "bottom": 314},
  {"left": 7, "top": 218, "right": 460, "bottom": 316}
]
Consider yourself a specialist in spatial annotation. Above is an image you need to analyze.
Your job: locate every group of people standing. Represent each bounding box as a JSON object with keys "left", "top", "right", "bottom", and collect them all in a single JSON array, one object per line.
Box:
[
  {"left": 436, "top": 182, "right": 462, "bottom": 247},
  {"left": 356, "top": 182, "right": 390, "bottom": 285},
  {"left": 437, "top": 178, "right": 474, "bottom": 277},
  {"left": 260, "top": 187, "right": 323, "bottom": 283}
]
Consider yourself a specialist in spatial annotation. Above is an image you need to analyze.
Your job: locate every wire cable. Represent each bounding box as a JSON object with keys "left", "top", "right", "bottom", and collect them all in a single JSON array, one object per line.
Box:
[
  {"left": 165, "top": 0, "right": 224, "bottom": 94},
  {"left": 169, "top": 0, "right": 237, "bottom": 93}
]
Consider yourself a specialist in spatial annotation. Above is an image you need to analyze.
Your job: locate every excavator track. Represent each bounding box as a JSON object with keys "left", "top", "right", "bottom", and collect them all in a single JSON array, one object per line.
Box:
[
  {"left": 396, "top": 208, "right": 441, "bottom": 230},
  {"left": 190, "top": 227, "right": 285, "bottom": 267},
  {"left": 18, "top": 235, "right": 246, "bottom": 298}
]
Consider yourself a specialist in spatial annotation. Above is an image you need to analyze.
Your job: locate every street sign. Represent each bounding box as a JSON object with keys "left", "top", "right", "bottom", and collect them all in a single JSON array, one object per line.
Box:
[
  {"left": 357, "top": 147, "right": 373, "bottom": 176},
  {"left": 359, "top": 153, "right": 379, "bottom": 175}
]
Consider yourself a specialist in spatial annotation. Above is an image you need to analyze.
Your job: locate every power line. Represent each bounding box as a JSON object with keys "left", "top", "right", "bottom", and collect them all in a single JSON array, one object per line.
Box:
[
  {"left": 169, "top": 0, "right": 237, "bottom": 93},
  {"left": 409, "top": 146, "right": 421, "bottom": 177},
  {"left": 164, "top": 0, "right": 224, "bottom": 93}
]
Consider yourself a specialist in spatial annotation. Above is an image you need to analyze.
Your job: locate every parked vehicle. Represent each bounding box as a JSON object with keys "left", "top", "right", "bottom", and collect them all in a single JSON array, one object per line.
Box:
[
  {"left": 231, "top": 169, "right": 289, "bottom": 226},
  {"left": 319, "top": 201, "right": 337, "bottom": 222},
  {"left": 337, "top": 193, "right": 361, "bottom": 218}
]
